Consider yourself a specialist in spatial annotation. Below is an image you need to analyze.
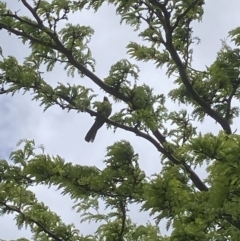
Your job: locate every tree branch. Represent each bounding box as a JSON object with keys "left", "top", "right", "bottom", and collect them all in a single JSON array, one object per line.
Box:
[
  {"left": 152, "top": 130, "right": 208, "bottom": 191},
  {"left": 166, "top": 43, "right": 232, "bottom": 134},
  {"left": 172, "top": 0, "right": 202, "bottom": 30},
  {"left": 21, "top": 0, "right": 43, "bottom": 25},
  {"left": 0, "top": 202, "right": 65, "bottom": 241},
  {"left": 147, "top": 1, "right": 231, "bottom": 134},
  {"left": 118, "top": 200, "right": 127, "bottom": 241}
]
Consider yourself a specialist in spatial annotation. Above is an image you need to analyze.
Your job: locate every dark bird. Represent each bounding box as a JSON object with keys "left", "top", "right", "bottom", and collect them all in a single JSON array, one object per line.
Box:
[{"left": 85, "top": 96, "right": 112, "bottom": 143}]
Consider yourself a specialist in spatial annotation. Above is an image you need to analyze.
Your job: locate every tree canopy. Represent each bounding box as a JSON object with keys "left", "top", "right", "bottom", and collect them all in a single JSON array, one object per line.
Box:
[{"left": 1, "top": 0, "right": 240, "bottom": 240}]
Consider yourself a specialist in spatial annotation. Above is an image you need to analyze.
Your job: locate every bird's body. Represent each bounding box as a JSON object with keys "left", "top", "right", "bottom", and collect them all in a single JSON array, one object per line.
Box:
[{"left": 85, "top": 96, "right": 112, "bottom": 143}]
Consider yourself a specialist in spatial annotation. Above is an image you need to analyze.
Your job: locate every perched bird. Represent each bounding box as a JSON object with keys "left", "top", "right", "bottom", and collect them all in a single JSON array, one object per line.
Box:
[{"left": 85, "top": 96, "right": 112, "bottom": 143}]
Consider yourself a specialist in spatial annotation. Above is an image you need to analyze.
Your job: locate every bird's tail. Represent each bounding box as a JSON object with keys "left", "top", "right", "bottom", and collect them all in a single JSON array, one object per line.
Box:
[{"left": 85, "top": 120, "right": 104, "bottom": 142}]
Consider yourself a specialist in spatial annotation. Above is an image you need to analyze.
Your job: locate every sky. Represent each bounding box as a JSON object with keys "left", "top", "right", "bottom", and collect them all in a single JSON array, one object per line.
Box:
[{"left": 0, "top": 0, "right": 240, "bottom": 240}]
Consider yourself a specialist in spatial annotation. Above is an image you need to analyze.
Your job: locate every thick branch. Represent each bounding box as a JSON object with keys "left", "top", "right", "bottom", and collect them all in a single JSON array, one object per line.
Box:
[
  {"left": 118, "top": 200, "right": 127, "bottom": 241},
  {"left": 0, "top": 22, "right": 130, "bottom": 104},
  {"left": 148, "top": 1, "right": 232, "bottom": 134},
  {"left": 166, "top": 43, "right": 232, "bottom": 134},
  {"left": 21, "top": 0, "right": 43, "bottom": 25},
  {"left": 172, "top": 0, "right": 202, "bottom": 30},
  {"left": 152, "top": 130, "right": 208, "bottom": 191}
]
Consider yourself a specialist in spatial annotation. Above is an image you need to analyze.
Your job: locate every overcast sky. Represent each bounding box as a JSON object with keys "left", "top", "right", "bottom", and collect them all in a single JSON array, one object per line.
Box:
[{"left": 0, "top": 0, "right": 240, "bottom": 240}]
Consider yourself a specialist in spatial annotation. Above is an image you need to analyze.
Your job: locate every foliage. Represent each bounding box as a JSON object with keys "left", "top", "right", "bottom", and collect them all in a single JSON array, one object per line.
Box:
[{"left": 1, "top": 0, "right": 240, "bottom": 240}]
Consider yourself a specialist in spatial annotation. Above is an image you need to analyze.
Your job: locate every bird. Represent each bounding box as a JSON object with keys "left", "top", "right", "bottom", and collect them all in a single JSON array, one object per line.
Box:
[{"left": 85, "top": 96, "right": 112, "bottom": 143}]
